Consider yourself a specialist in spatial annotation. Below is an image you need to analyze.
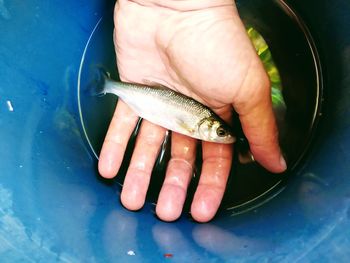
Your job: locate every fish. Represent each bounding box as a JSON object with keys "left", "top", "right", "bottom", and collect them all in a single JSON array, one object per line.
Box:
[{"left": 92, "top": 69, "right": 235, "bottom": 144}]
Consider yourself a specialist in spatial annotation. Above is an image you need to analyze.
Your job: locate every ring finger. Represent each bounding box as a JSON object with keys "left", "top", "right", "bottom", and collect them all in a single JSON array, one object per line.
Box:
[{"left": 121, "top": 120, "right": 167, "bottom": 211}]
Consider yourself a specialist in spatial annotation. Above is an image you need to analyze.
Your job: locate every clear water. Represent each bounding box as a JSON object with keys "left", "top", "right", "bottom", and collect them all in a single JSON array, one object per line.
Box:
[{"left": 77, "top": 0, "right": 322, "bottom": 215}]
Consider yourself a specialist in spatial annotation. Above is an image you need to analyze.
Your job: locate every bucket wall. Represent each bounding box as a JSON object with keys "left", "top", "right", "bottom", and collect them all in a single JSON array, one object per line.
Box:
[{"left": 1, "top": 0, "right": 349, "bottom": 262}]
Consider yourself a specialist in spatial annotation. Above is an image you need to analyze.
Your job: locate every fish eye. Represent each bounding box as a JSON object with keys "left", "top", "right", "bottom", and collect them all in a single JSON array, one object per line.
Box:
[{"left": 216, "top": 127, "right": 227, "bottom": 137}]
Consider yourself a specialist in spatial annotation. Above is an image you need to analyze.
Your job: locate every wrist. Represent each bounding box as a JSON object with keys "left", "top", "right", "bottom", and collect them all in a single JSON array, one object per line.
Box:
[{"left": 127, "top": 0, "right": 235, "bottom": 11}]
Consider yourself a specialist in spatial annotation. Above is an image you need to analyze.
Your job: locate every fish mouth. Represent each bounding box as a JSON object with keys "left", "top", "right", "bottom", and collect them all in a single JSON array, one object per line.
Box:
[
  {"left": 225, "top": 136, "right": 236, "bottom": 144},
  {"left": 229, "top": 136, "right": 237, "bottom": 144}
]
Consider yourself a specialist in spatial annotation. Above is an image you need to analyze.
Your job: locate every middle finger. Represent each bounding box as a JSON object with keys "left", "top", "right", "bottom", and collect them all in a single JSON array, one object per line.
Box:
[{"left": 156, "top": 132, "right": 197, "bottom": 222}]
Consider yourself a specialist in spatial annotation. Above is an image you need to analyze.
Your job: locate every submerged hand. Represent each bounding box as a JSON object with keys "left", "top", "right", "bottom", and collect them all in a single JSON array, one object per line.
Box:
[{"left": 98, "top": 0, "right": 287, "bottom": 222}]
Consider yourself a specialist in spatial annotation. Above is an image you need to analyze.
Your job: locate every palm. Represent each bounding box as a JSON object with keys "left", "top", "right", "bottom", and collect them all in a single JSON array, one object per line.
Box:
[
  {"left": 115, "top": 1, "right": 264, "bottom": 107},
  {"left": 98, "top": 0, "right": 286, "bottom": 222}
]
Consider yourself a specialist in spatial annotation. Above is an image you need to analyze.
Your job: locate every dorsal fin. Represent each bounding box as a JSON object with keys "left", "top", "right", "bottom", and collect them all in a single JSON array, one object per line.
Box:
[{"left": 142, "top": 78, "right": 174, "bottom": 90}]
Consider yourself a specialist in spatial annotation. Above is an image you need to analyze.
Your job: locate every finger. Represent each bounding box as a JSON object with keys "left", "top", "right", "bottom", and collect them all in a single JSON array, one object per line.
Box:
[
  {"left": 191, "top": 142, "right": 233, "bottom": 223},
  {"left": 121, "top": 120, "right": 167, "bottom": 211},
  {"left": 234, "top": 62, "right": 287, "bottom": 173},
  {"left": 98, "top": 100, "right": 139, "bottom": 178},
  {"left": 156, "top": 132, "right": 197, "bottom": 222}
]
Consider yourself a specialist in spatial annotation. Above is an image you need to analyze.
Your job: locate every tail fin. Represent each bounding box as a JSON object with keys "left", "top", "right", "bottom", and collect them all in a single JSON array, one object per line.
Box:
[{"left": 87, "top": 66, "right": 111, "bottom": 97}]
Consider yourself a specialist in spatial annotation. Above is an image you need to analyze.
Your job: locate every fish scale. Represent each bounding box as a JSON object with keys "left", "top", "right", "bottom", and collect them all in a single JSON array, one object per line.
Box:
[{"left": 116, "top": 83, "right": 212, "bottom": 117}]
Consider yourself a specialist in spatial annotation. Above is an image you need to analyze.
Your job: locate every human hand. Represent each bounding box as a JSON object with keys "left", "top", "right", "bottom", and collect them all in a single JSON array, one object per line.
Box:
[{"left": 98, "top": 0, "right": 287, "bottom": 222}]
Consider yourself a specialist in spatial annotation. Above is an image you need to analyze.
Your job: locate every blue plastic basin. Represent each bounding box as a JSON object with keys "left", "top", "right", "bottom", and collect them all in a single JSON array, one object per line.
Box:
[{"left": 1, "top": 0, "right": 349, "bottom": 262}]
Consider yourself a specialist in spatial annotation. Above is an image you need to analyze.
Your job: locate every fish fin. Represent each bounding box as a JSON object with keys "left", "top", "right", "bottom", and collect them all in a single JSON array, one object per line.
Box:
[
  {"left": 142, "top": 78, "right": 174, "bottom": 90},
  {"left": 175, "top": 119, "right": 195, "bottom": 135},
  {"left": 87, "top": 66, "right": 111, "bottom": 97}
]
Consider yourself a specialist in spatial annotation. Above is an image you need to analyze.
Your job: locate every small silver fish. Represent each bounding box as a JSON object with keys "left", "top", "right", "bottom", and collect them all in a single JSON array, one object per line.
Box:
[{"left": 94, "top": 71, "right": 235, "bottom": 144}]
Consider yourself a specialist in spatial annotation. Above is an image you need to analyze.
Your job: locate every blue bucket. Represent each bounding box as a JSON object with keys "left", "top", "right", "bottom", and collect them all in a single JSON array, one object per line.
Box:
[{"left": 1, "top": 0, "right": 349, "bottom": 261}]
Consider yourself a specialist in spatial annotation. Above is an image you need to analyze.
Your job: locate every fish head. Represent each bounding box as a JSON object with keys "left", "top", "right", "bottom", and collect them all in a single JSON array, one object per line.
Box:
[{"left": 198, "top": 117, "right": 235, "bottom": 144}]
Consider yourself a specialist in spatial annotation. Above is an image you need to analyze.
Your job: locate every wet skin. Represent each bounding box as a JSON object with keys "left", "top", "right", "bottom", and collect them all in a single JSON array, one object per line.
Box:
[{"left": 98, "top": 0, "right": 287, "bottom": 222}]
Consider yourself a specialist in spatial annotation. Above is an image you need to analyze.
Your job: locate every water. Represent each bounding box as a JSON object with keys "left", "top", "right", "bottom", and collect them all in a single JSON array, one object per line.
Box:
[{"left": 77, "top": 0, "right": 322, "bottom": 215}]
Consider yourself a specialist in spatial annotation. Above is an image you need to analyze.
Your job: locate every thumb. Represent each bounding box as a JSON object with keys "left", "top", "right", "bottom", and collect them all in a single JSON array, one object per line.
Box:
[{"left": 233, "top": 60, "right": 287, "bottom": 173}]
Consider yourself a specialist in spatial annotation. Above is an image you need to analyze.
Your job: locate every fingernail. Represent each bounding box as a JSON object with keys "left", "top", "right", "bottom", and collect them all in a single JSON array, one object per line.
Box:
[{"left": 280, "top": 155, "right": 287, "bottom": 170}]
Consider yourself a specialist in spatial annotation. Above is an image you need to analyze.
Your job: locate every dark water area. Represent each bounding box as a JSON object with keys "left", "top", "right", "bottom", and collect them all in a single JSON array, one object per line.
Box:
[{"left": 77, "top": 0, "right": 322, "bottom": 215}]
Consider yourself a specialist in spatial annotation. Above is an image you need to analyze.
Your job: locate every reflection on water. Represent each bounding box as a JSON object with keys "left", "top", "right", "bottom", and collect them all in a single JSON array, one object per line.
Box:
[{"left": 77, "top": 0, "right": 322, "bottom": 214}]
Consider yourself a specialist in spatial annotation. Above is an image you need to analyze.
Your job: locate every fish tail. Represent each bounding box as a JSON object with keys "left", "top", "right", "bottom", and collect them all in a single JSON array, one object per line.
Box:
[{"left": 87, "top": 66, "right": 111, "bottom": 97}]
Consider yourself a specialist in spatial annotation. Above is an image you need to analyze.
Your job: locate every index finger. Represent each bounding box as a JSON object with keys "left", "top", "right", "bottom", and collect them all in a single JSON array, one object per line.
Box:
[{"left": 190, "top": 141, "right": 233, "bottom": 223}]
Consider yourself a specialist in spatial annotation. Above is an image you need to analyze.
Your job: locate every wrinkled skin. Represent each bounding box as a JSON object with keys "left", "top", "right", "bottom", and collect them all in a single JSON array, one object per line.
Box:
[{"left": 98, "top": 0, "right": 287, "bottom": 222}]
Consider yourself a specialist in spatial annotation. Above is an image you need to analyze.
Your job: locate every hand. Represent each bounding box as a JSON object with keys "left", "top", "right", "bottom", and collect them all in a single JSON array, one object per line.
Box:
[{"left": 98, "top": 0, "right": 287, "bottom": 222}]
